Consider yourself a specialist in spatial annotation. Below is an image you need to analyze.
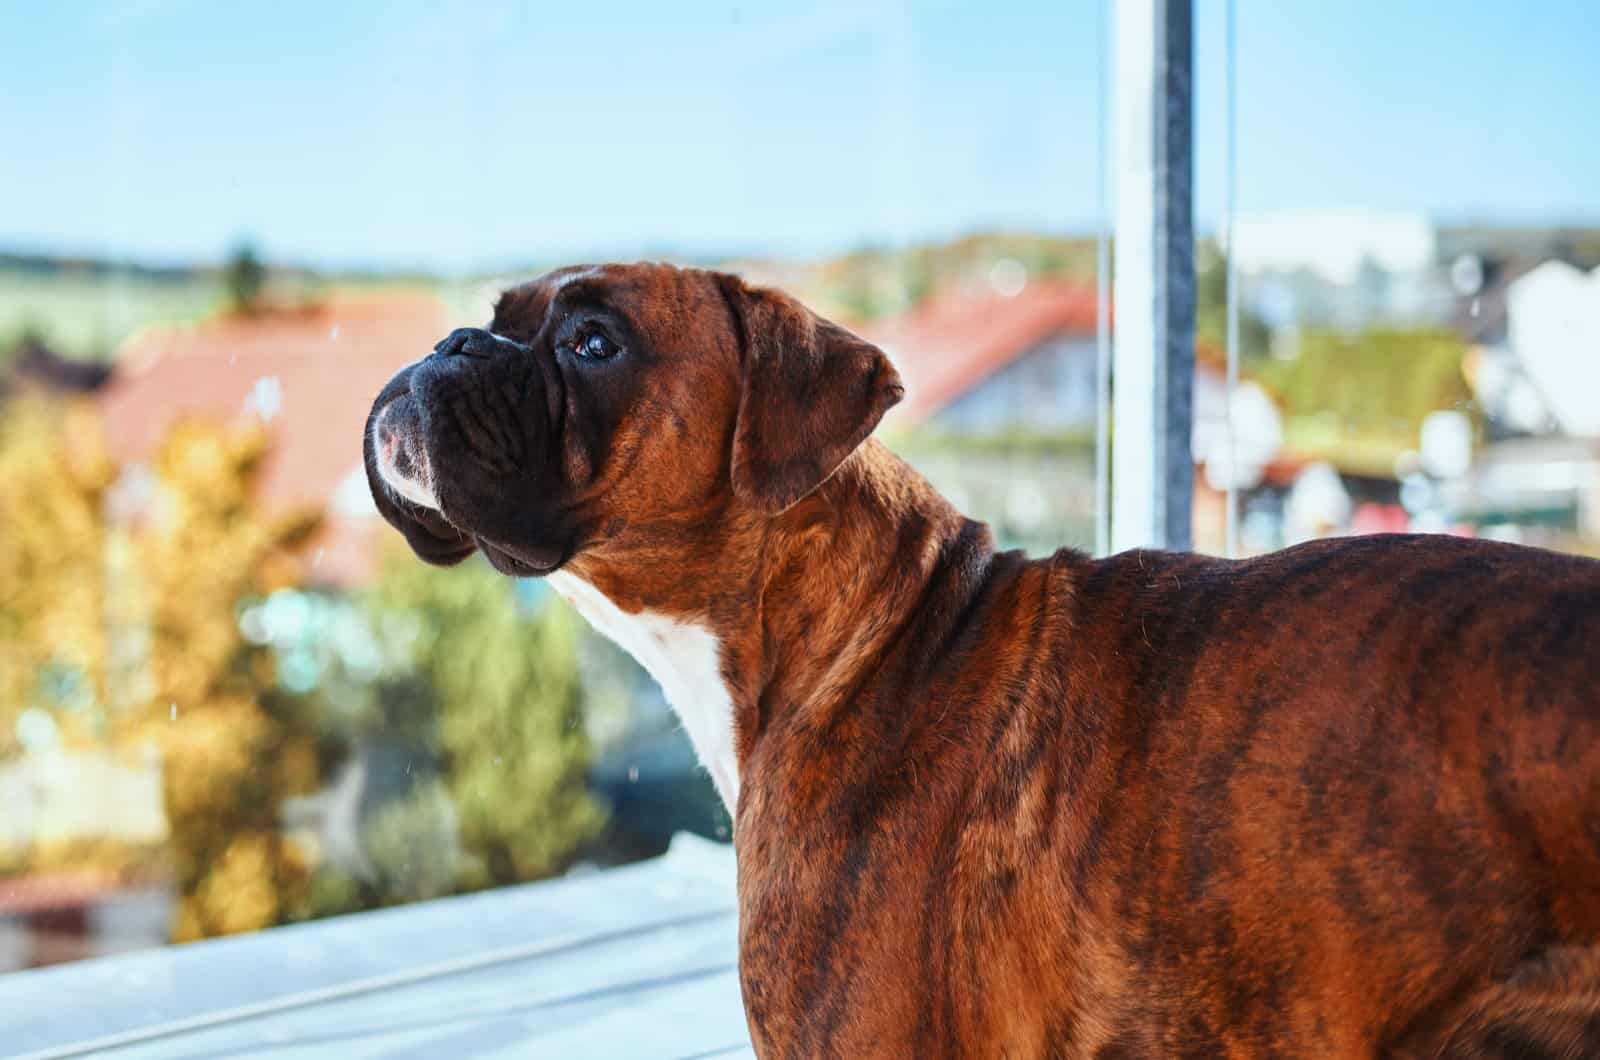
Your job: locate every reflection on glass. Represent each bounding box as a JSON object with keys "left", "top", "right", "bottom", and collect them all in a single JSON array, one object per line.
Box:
[{"left": 0, "top": 3, "right": 1103, "bottom": 972}]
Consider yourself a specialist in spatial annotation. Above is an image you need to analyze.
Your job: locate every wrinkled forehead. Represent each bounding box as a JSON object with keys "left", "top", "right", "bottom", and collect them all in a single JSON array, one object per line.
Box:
[{"left": 489, "top": 263, "right": 715, "bottom": 341}]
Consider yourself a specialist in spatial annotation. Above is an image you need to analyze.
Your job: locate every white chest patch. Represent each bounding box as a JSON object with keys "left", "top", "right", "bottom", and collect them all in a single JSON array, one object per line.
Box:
[{"left": 546, "top": 571, "right": 739, "bottom": 810}]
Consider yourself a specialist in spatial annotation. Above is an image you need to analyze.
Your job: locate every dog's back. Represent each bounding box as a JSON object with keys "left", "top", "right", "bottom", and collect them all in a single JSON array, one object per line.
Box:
[{"left": 1052, "top": 533, "right": 1600, "bottom": 1056}]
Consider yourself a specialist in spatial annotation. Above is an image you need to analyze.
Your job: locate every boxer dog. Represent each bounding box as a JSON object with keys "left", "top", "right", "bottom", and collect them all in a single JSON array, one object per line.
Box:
[{"left": 365, "top": 263, "right": 1600, "bottom": 1058}]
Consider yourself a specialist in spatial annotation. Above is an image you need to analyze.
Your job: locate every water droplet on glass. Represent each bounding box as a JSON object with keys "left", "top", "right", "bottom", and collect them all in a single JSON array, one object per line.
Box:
[
  {"left": 169, "top": 703, "right": 177, "bottom": 722},
  {"left": 627, "top": 766, "right": 639, "bottom": 783},
  {"left": 330, "top": 324, "right": 341, "bottom": 341},
  {"left": 1470, "top": 297, "right": 1481, "bottom": 318},
  {"left": 715, "top": 824, "right": 729, "bottom": 839}
]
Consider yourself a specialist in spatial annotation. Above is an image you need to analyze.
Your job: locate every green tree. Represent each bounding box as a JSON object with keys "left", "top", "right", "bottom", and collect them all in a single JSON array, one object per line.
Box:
[
  {"left": 1256, "top": 326, "right": 1474, "bottom": 458},
  {"left": 223, "top": 242, "right": 266, "bottom": 315},
  {"left": 1196, "top": 240, "right": 1273, "bottom": 365},
  {"left": 358, "top": 553, "right": 605, "bottom": 892}
]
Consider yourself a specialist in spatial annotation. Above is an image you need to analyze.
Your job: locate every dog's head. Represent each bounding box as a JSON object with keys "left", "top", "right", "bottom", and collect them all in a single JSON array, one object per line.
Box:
[{"left": 365, "top": 263, "right": 904, "bottom": 580}]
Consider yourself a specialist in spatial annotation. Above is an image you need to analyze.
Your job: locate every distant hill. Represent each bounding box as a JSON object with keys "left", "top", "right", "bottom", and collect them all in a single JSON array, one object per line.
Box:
[
  {"left": 0, "top": 251, "right": 204, "bottom": 283},
  {"left": 732, "top": 231, "right": 1100, "bottom": 323},
  {"left": 4, "top": 222, "right": 1595, "bottom": 362},
  {"left": 0, "top": 251, "right": 447, "bottom": 362}
]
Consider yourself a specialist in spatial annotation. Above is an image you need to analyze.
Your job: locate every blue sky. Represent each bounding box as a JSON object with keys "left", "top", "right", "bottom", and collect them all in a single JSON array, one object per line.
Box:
[{"left": 2, "top": 1, "right": 1596, "bottom": 271}]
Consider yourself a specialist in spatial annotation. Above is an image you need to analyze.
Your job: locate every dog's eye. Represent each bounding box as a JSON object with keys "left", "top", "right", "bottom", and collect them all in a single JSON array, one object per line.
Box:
[{"left": 574, "top": 332, "right": 620, "bottom": 360}]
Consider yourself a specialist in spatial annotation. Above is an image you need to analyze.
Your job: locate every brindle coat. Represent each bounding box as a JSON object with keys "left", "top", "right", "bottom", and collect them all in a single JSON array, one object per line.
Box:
[{"left": 366, "top": 263, "right": 1600, "bottom": 1057}]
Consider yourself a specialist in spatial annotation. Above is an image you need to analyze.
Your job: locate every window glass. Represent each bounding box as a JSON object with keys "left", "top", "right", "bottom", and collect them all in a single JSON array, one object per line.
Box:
[
  {"left": 4, "top": 0, "right": 1594, "bottom": 985},
  {"left": 1192, "top": 0, "right": 1599, "bottom": 556},
  {"left": 0, "top": 2, "right": 1105, "bottom": 972}
]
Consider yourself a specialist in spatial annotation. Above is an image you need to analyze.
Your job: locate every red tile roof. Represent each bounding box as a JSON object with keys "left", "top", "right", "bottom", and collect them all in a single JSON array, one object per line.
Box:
[
  {"left": 0, "top": 873, "right": 124, "bottom": 916},
  {"left": 861, "top": 279, "right": 1101, "bottom": 424},
  {"left": 860, "top": 278, "right": 1230, "bottom": 426},
  {"left": 98, "top": 290, "right": 453, "bottom": 583}
]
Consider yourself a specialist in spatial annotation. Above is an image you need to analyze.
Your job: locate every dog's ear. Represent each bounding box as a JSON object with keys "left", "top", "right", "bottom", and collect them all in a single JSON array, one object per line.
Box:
[
  {"left": 717, "top": 274, "right": 904, "bottom": 514},
  {"left": 363, "top": 397, "right": 476, "bottom": 567}
]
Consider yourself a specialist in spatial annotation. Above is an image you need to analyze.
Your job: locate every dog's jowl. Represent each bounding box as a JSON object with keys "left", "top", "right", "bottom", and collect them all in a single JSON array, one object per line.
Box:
[{"left": 366, "top": 262, "right": 1600, "bottom": 1058}]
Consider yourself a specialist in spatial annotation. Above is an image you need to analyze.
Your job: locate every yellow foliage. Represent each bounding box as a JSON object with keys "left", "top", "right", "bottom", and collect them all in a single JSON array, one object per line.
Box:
[
  {"left": 0, "top": 397, "right": 113, "bottom": 753},
  {"left": 183, "top": 833, "right": 283, "bottom": 941},
  {"left": 0, "top": 399, "right": 324, "bottom": 942},
  {"left": 3, "top": 396, "right": 602, "bottom": 945},
  {"left": 159, "top": 700, "right": 270, "bottom": 824}
]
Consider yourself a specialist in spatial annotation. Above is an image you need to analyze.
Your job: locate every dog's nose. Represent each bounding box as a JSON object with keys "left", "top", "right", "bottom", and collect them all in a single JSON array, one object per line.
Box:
[{"left": 433, "top": 327, "right": 520, "bottom": 359}]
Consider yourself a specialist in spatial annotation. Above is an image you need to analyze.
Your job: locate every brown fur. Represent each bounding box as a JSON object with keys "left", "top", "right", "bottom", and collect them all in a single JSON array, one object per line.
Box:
[{"left": 367, "top": 263, "right": 1600, "bottom": 1057}]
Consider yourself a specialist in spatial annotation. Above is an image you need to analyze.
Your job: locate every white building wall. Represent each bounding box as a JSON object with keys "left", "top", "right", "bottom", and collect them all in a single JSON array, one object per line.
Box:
[{"left": 1506, "top": 261, "right": 1600, "bottom": 437}]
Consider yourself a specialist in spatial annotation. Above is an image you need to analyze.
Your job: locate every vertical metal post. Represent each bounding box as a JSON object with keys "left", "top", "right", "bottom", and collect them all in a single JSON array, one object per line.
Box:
[{"left": 1111, "top": 0, "right": 1195, "bottom": 552}]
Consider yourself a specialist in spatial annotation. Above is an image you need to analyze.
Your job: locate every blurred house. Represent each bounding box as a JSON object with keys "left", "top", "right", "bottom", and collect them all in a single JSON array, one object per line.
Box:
[
  {"left": 1463, "top": 435, "right": 1600, "bottom": 542},
  {"left": 1233, "top": 209, "right": 1449, "bottom": 329},
  {"left": 0, "top": 748, "right": 166, "bottom": 853},
  {"left": 1503, "top": 261, "right": 1600, "bottom": 438},
  {"left": 0, "top": 743, "right": 171, "bottom": 974},
  {"left": 870, "top": 278, "right": 1102, "bottom": 433},
  {"left": 1235, "top": 209, "right": 1437, "bottom": 286},
  {"left": 98, "top": 291, "right": 452, "bottom": 584},
  {"left": 1451, "top": 260, "right": 1600, "bottom": 543},
  {"left": 0, "top": 875, "right": 171, "bottom": 973},
  {"left": 1449, "top": 257, "right": 1547, "bottom": 439},
  {"left": 864, "top": 276, "right": 1282, "bottom": 555},
  {"left": 1456, "top": 258, "right": 1576, "bottom": 438}
]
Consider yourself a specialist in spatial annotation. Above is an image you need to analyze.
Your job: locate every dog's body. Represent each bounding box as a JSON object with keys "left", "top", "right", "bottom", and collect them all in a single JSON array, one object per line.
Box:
[{"left": 366, "top": 263, "right": 1600, "bottom": 1057}]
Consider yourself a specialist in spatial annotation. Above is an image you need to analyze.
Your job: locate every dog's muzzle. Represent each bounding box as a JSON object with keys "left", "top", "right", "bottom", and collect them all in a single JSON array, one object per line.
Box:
[
  {"left": 371, "top": 390, "right": 436, "bottom": 509},
  {"left": 363, "top": 328, "right": 569, "bottom": 574}
]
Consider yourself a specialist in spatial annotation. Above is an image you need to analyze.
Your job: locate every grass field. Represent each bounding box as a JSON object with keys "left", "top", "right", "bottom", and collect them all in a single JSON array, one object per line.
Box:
[
  {"left": 0, "top": 268, "right": 495, "bottom": 366},
  {"left": 0, "top": 268, "right": 225, "bottom": 361}
]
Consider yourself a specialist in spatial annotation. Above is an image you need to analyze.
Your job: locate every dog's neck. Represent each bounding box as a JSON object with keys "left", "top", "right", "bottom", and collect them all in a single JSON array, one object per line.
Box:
[
  {"left": 546, "top": 568, "right": 743, "bottom": 806},
  {"left": 550, "top": 441, "right": 977, "bottom": 816}
]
